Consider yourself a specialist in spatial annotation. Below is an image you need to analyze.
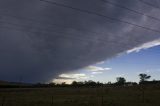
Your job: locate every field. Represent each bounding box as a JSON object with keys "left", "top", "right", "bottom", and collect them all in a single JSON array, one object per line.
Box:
[{"left": 0, "top": 86, "right": 160, "bottom": 106}]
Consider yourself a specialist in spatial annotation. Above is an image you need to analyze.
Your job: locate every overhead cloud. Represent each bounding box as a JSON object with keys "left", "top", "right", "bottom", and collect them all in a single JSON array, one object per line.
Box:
[
  {"left": 0, "top": 0, "right": 160, "bottom": 82},
  {"left": 86, "top": 66, "right": 112, "bottom": 72},
  {"left": 58, "top": 73, "right": 88, "bottom": 79},
  {"left": 127, "top": 39, "right": 160, "bottom": 53},
  {"left": 53, "top": 79, "right": 74, "bottom": 84},
  {"left": 53, "top": 73, "right": 88, "bottom": 84},
  {"left": 116, "top": 73, "right": 128, "bottom": 77},
  {"left": 86, "top": 65, "right": 111, "bottom": 76},
  {"left": 91, "top": 72, "right": 103, "bottom": 75},
  {"left": 96, "top": 61, "right": 105, "bottom": 65}
]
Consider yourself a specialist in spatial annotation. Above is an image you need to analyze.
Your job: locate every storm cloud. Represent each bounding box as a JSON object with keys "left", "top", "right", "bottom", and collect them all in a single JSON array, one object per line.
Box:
[{"left": 0, "top": 0, "right": 160, "bottom": 82}]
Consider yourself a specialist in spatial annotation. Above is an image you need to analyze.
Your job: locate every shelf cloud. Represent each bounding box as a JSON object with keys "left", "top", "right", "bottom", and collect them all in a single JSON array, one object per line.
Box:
[{"left": 0, "top": 0, "right": 160, "bottom": 82}]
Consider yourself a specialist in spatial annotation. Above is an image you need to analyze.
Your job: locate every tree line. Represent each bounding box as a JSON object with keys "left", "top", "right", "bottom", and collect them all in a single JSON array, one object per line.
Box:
[
  {"left": 0, "top": 73, "right": 160, "bottom": 88},
  {"left": 34, "top": 73, "right": 160, "bottom": 87}
]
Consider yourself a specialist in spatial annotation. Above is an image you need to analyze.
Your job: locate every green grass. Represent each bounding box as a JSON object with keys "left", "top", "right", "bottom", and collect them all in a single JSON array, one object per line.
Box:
[{"left": 0, "top": 86, "right": 160, "bottom": 106}]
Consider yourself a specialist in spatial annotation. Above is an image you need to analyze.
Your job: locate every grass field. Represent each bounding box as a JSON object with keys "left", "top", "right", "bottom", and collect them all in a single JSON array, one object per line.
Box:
[{"left": 0, "top": 86, "right": 160, "bottom": 106}]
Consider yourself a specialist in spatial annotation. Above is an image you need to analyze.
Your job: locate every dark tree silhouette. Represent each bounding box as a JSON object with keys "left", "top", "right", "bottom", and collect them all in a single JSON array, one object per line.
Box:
[
  {"left": 72, "top": 81, "right": 78, "bottom": 86},
  {"left": 84, "top": 80, "right": 97, "bottom": 86},
  {"left": 71, "top": 80, "right": 103, "bottom": 87},
  {"left": 139, "top": 73, "right": 151, "bottom": 82},
  {"left": 116, "top": 77, "right": 126, "bottom": 86}
]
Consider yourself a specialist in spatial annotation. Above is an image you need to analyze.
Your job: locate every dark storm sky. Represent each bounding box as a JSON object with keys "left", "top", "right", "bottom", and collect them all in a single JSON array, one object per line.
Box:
[{"left": 0, "top": 0, "right": 160, "bottom": 82}]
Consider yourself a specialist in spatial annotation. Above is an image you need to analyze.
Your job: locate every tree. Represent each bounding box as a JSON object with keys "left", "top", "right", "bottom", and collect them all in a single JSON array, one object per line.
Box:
[
  {"left": 139, "top": 73, "right": 151, "bottom": 82},
  {"left": 84, "top": 80, "right": 97, "bottom": 86},
  {"left": 61, "top": 82, "right": 67, "bottom": 86},
  {"left": 71, "top": 81, "right": 78, "bottom": 86},
  {"left": 116, "top": 77, "right": 126, "bottom": 85},
  {"left": 49, "top": 82, "right": 56, "bottom": 87}
]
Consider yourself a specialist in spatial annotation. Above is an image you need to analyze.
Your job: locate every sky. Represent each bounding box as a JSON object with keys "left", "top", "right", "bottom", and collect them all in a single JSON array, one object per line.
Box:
[
  {"left": 54, "top": 44, "right": 160, "bottom": 84},
  {"left": 0, "top": 0, "right": 160, "bottom": 83}
]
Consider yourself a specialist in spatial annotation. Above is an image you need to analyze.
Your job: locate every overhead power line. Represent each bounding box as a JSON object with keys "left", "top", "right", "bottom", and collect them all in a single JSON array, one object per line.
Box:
[
  {"left": 0, "top": 24, "right": 109, "bottom": 59},
  {"left": 102, "top": 0, "right": 160, "bottom": 22},
  {"left": 39, "top": 0, "right": 160, "bottom": 33},
  {"left": 0, "top": 15, "right": 115, "bottom": 43},
  {"left": 0, "top": 24, "right": 93, "bottom": 43},
  {"left": 0, "top": 12, "right": 109, "bottom": 36},
  {"left": 138, "top": 0, "right": 160, "bottom": 9},
  {"left": 0, "top": 20, "right": 110, "bottom": 44},
  {"left": 1, "top": 0, "right": 160, "bottom": 35}
]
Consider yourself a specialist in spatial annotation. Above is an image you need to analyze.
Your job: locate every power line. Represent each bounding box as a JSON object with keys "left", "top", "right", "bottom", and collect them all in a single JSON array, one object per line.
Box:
[
  {"left": 0, "top": 0, "right": 160, "bottom": 38},
  {"left": 0, "top": 12, "right": 118, "bottom": 45},
  {"left": 138, "top": 0, "right": 160, "bottom": 9},
  {"left": 39, "top": 0, "right": 160, "bottom": 33},
  {"left": 0, "top": 24, "right": 111, "bottom": 60},
  {"left": 102, "top": 0, "right": 160, "bottom": 22},
  {"left": 0, "top": 23, "right": 129, "bottom": 53},
  {"left": 0, "top": 20, "right": 110, "bottom": 44},
  {"left": 0, "top": 13, "right": 123, "bottom": 44},
  {"left": 0, "top": 12, "right": 109, "bottom": 37},
  {"left": 1, "top": 0, "right": 160, "bottom": 35},
  {"left": 0, "top": 24, "right": 93, "bottom": 44}
]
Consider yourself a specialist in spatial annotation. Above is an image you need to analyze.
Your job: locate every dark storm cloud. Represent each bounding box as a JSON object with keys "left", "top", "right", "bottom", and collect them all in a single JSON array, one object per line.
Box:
[{"left": 0, "top": 0, "right": 160, "bottom": 82}]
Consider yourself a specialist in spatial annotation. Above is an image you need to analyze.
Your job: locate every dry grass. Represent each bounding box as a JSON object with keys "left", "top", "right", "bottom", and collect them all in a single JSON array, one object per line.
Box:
[{"left": 0, "top": 86, "right": 160, "bottom": 106}]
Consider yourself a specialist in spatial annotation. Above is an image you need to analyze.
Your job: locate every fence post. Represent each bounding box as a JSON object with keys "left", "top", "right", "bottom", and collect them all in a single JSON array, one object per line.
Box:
[
  {"left": 1, "top": 96, "right": 5, "bottom": 106},
  {"left": 51, "top": 96, "right": 53, "bottom": 106},
  {"left": 142, "top": 87, "right": 145, "bottom": 103},
  {"left": 101, "top": 95, "right": 104, "bottom": 106},
  {"left": 101, "top": 85, "right": 104, "bottom": 106}
]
